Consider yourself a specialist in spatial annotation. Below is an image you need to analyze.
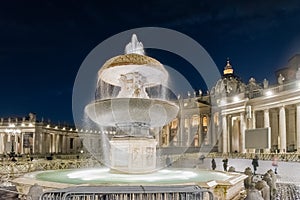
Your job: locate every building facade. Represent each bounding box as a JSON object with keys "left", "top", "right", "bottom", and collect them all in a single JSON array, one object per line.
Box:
[
  {"left": 1, "top": 56, "right": 300, "bottom": 156},
  {"left": 0, "top": 113, "right": 82, "bottom": 156},
  {"left": 159, "top": 55, "right": 300, "bottom": 154}
]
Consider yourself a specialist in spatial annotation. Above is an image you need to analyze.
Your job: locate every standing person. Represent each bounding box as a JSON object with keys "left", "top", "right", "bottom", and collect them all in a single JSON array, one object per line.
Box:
[
  {"left": 211, "top": 157, "right": 216, "bottom": 170},
  {"left": 222, "top": 157, "right": 228, "bottom": 171},
  {"left": 252, "top": 155, "right": 259, "bottom": 175},
  {"left": 272, "top": 155, "right": 278, "bottom": 174},
  {"left": 199, "top": 154, "right": 205, "bottom": 164},
  {"left": 166, "top": 155, "right": 171, "bottom": 167}
]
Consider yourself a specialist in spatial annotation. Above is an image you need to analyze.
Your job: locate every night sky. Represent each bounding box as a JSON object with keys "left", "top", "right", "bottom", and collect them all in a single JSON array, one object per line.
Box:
[{"left": 1, "top": 0, "right": 300, "bottom": 123}]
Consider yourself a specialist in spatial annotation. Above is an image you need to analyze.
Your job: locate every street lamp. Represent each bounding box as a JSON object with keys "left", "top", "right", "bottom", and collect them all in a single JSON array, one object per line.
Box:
[{"left": 4, "top": 128, "right": 21, "bottom": 161}]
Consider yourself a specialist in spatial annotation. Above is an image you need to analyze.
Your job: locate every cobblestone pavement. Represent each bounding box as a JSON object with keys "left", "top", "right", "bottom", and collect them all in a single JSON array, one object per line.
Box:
[
  {"left": 274, "top": 183, "right": 300, "bottom": 200},
  {"left": 174, "top": 157, "right": 300, "bottom": 186}
]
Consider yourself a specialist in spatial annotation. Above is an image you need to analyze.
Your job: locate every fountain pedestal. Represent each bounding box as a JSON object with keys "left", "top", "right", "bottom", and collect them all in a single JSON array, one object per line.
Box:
[{"left": 110, "top": 137, "right": 156, "bottom": 174}]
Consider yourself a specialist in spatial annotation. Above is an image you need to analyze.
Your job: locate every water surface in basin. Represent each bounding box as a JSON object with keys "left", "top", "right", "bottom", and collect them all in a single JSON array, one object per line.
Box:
[{"left": 34, "top": 167, "right": 233, "bottom": 185}]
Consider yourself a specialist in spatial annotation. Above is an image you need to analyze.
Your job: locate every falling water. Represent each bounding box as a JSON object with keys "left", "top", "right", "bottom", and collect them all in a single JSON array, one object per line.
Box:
[{"left": 81, "top": 113, "right": 111, "bottom": 167}]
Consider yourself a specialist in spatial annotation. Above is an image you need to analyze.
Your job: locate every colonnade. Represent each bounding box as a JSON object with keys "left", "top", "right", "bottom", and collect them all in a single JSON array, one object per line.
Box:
[
  {"left": 0, "top": 127, "right": 81, "bottom": 155},
  {"left": 220, "top": 103, "right": 300, "bottom": 153}
]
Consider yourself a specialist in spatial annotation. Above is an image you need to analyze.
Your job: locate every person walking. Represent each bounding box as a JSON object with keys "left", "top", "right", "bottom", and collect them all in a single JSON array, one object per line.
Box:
[
  {"left": 252, "top": 155, "right": 259, "bottom": 174},
  {"left": 272, "top": 155, "right": 278, "bottom": 174},
  {"left": 211, "top": 158, "right": 216, "bottom": 170},
  {"left": 222, "top": 157, "right": 228, "bottom": 171}
]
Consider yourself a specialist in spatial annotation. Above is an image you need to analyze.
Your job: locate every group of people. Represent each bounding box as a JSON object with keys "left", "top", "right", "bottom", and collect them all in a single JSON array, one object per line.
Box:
[
  {"left": 167, "top": 154, "right": 279, "bottom": 174},
  {"left": 210, "top": 155, "right": 279, "bottom": 173},
  {"left": 209, "top": 156, "right": 227, "bottom": 171}
]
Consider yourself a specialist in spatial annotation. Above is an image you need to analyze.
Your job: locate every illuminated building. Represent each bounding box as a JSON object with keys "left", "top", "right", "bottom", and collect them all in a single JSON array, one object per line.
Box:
[
  {"left": 0, "top": 113, "right": 82, "bottom": 156},
  {"left": 1, "top": 55, "right": 300, "bottom": 156}
]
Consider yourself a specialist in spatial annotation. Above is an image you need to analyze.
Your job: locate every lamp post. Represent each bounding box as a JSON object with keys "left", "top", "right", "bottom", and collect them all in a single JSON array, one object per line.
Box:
[{"left": 5, "top": 128, "right": 21, "bottom": 161}]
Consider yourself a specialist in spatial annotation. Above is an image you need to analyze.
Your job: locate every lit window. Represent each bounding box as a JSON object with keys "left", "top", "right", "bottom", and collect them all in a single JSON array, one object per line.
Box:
[
  {"left": 202, "top": 116, "right": 207, "bottom": 127},
  {"left": 191, "top": 115, "right": 199, "bottom": 126},
  {"left": 171, "top": 119, "right": 178, "bottom": 129}
]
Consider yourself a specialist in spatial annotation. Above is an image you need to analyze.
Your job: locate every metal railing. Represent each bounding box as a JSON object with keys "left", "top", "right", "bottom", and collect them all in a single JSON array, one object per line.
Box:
[
  {"left": 0, "top": 158, "right": 100, "bottom": 178},
  {"left": 40, "top": 185, "right": 214, "bottom": 200},
  {"left": 208, "top": 152, "right": 300, "bottom": 162}
]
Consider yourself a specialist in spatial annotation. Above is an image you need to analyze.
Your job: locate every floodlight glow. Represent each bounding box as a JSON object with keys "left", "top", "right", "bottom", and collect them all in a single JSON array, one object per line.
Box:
[
  {"left": 233, "top": 96, "right": 239, "bottom": 102},
  {"left": 8, "top": 123, "right": 15, "bottom": 128},
  {"left": 265, "top": 90, "right": 273, "bottom": 96}
]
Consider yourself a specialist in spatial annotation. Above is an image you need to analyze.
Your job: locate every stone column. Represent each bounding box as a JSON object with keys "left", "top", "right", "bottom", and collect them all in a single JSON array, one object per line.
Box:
[
  {"left": 297, "top": 104, "right": 300, "bottom": 152},
  {"left": 222, "top": 115, "right": 227, "bottom": 153},
  {"left": 210, "top": 113, "right": 216, "bottom": 147},
  {"left": 39, "top": 133, "right": 44, "bottom": 154},
  {"left": 62, "top": 135, "right": 67, "bottom": 154},
  {"left": 240, "top": 112, "right": 246, "bottom": 153},
  {"left": 206, "top": 115, "right": 211, "bottom": 145},
  {"left": 56, "top": 134, "right": 60, "bottom": 153},
  {"left": 14, "top": 135, "right": 18, "bottom": 154},
  {"left": 279, "top": 106, "right": 287, "bottom": 153},
  {"left": 0, "top": 133, "right": 4, "bottom": 154},
  {"left": 32, "top": 132, "right": 36, "bottom": 154},
  {"left": 252, "top": 110, "right": 256, "bottom": 129},
  {"left": 264, "top": 109, "right": 270, "bottom": 128},
  {"left": 20, "top": 132, "right": 24, "bottom": 154},
  {"left": 51, "top": 133, "right": 56, "bottom": 153},
  {"left": 182, "top": 116, "right": 190, "bottom": 146},
  {"left": 264, "top": 109, "right": 271, "bottom": 153},
  {"left": 199, "top": 115, "right": 202, "bottom": 146}
]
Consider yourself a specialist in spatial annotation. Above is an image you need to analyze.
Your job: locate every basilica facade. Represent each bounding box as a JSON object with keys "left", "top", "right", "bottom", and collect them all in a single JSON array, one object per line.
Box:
[{"left": 168, "top": 54, "right": 300, "bottom": 154}]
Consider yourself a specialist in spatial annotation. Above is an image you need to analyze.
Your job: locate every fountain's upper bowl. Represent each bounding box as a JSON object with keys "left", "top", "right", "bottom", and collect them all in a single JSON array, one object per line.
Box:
[
  {"left": 85, "top": 98, "right": 179, "bottom": 127},
  {"left": 98, "top": 53, "right": 168, "bottom": 87}
]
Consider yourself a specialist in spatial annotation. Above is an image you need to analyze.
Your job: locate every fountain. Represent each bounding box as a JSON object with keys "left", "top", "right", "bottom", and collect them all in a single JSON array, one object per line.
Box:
[
  {"left": 13, "top": 34, "right": 247, "bottom": 200},
  {"left": 84, "top": 34, "right": 179, "bottom": 173}
]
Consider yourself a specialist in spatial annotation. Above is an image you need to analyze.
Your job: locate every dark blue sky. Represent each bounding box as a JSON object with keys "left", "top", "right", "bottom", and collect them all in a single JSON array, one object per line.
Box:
[{"left": 1, "top": 0, "right": 300, "bottom": 123}]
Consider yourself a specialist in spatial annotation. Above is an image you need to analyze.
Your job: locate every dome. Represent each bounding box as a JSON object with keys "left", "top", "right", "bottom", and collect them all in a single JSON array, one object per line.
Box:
[{"left": 211, "top": 59, "right": 245, "bottom": 97}]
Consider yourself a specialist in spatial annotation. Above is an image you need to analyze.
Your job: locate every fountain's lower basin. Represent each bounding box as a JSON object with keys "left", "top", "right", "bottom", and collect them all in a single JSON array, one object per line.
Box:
[{"left": 13, "top": 167, "right": 247, "bottom": 199}]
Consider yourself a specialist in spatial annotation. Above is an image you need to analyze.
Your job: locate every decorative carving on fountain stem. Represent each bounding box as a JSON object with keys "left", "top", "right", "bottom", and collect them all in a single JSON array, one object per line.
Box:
[{"left": 118, "top": 72, "right": 148, "bottom": 98}]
